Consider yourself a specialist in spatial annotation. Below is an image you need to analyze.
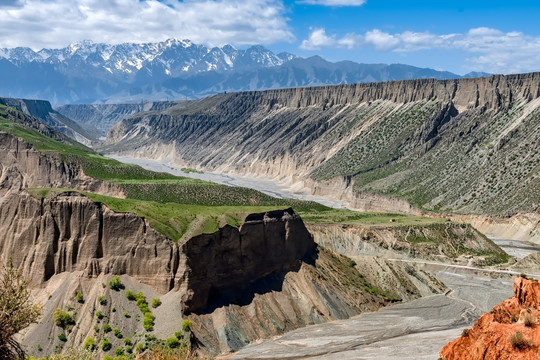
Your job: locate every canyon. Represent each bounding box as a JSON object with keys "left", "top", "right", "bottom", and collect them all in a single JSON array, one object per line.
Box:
[{"left": 0, "top": 73, "right": 539, "bottom": 359}]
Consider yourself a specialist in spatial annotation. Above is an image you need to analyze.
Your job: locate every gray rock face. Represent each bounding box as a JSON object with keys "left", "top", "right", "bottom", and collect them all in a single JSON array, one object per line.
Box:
[
  {"left": 0, "top": 132, "right": 123, "bottom": 198},
  {"left": 103, "top": 73, "right": 540, "bottom": 215},
  {"left": 55, "top": 101, "right": 179, "bottom": 136},
  {"left": 0, "top": 192, "right": 179, "bottom": 291},
  {"left": 180, "top": 208, "right": 314, "bottom": 314}
]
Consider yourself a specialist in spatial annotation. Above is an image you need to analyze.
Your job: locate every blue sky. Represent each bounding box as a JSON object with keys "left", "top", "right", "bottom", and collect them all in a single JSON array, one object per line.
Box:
[{"left": 0, "top": 0, "right": 539, "bottom": 74}]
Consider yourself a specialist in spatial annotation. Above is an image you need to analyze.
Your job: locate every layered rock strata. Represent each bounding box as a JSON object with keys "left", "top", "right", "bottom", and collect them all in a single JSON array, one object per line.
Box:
[{"left": 440, "top": 277, "right": 540, "bottom": 360}]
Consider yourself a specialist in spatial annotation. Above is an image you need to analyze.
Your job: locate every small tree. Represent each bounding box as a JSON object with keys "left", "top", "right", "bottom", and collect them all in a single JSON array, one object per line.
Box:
[
  {"left": 0, "top": 262, "right": 41, "bottom": 359},
  {"left": 108, "top": 276, "right": 124, "bottom": 291}
]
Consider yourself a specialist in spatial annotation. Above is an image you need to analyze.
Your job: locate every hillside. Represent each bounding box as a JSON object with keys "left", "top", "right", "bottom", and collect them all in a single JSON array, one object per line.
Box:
[
  {"left": 103, "top": 73, "right": 540, "bottom": 216},
  {"left": 0, "top": 100, "right": 511, "bottom": 358}
]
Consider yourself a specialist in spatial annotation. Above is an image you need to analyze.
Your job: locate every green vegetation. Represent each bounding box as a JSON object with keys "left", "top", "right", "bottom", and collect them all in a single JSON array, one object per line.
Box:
[
  {"left": 125, "top": 290, "right": 136, "bottom": 301},
  {"left": 108, "top": 276, "right": 124, "bottom": 291},
  {"left": 83, "top": 337, "right": 97, "bottom": 351},
  {"left": 101, "top": 338, "right": 112, "bottom": 351},
  {"left": 166, "top": 336, "right": 181, "bottom": 349},
  {"left": 96, "top": 311, "right": 104, "bottom": 320},
  {"left": 113, "top": 328, "right": 123, "bottom": 338},
  {"left": 98, "top": 295, "right": 107, "bottom": 305},
  {"left": 0, "top": 262, "right": 41, "bottom": 360},
  {"left": 151, "top": 298, "right": 161, "bottom": 308},
  {"left": 181, "top": 319, "right": 192, "bottom": 332},
  {"left": 126, "top": 289, "right": 155, "bottom": 331},
  {"left": 76, "top": 292, "right": 84, "bottom": 304},
  {"left": 53, "top": 309, "right": 75, "bottom": 329},
  {"left": 103, "top": 324, "right": 111, "bottom": 333},
  {"left": 115, "top": 348, "right": 124, "bottom": 356},
  {"left": 57, "top": 333, "right": 67, "bottom": 342},
  {"left": 181, "top": 167, "right": 203, "bottom": 174}
]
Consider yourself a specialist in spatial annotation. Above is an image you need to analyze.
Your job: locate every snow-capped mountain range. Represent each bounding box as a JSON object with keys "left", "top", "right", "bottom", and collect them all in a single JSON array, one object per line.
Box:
[
  {"left": 0, "top": 39, "right": 294, "bottom": 76},
  {"left": 0, "top": 39, "right": 488, "bottom": 104}
]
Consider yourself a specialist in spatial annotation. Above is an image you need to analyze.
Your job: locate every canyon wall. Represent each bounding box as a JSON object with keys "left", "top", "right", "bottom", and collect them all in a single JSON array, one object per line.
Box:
[{"left": 103, "top": 73, "right": 540, "bottom": 218}]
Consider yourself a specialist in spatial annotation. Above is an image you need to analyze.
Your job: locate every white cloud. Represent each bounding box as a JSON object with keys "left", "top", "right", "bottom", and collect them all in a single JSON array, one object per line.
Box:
[
  {"left": 0, "top": 0, "right": 294, "bottom": 49},
  {"left": 297, "top": 0, "right": 366, "bottom": 6},
  {"left": 300, "top": 28, "right": 336, "bottom": 50},
  {"left": 300, "top": 27, "right": 540, "bottom": 73}
]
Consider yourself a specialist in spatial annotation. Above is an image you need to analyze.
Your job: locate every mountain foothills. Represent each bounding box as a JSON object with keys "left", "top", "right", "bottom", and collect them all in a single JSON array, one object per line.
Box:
[
  {"left": 103, "top": 73, "right": 540, "bottom": 220},
  {"left": 0, "top": 39, "right": 487, "bottom": 104}
]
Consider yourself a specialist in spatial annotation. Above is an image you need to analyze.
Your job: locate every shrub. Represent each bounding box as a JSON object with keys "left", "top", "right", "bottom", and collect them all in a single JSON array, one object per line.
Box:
[
  {"left": 83, "top": 337, "right": 96, "bottom": 351},
  {"left": 98, "top": 296, "right": 107, "bottom": 305},
  {"left": 124, "top": 311, "right": 130, "bottom": 318},
  {"left": 125, "top": 346, "right": 132, "bottom": 354},
  {"left": 0, "top": 261, "right": 40, "bottom": 359},
  {"left": 115, "top": 347, "right": 124, "bottom": 356},
  {"left": 135, "top": 343, "right": 145, "bottom": 353},
  {"left": 58, "top": 333, "right": 67, "bottom": 342},
  {"left": 348, "top": 260, "right": 357, "bottom": 267},
  {"left": 151, "top": 298, "right": 162, "bottom": 308},
  {"left": 143, "top": 316, "right": 154, "bottom": 331},
  {"left": 461, "top": 329, "right": 469, "bottom": 337},
  {"left": 125, "top": 290, "right": 136, "bottom": 301},
  {"left": 53, "top": 309, "right": 75, "bottom": 329},
  {"left": 113, "top": 328, "right": 123, "bottom": 339},
  {"left": 111, "top": 307, "right": 116, "bottom": 313},
  {"left": 523, "top": 313, "right": 534, "bottom": 327},
  {"left": 520, "top": 273, "right": 528, "bottom": 279},
  {"left": 96, "top": 310, "right": 104, "bottom": 320},
  {"left": 108, "top": 276, "right": 124, "bottom": 291},
  {"left": 103, "top": 324, "right": 112, "bottom": 333},
  {"left": 123, "top": 338, "right": 132, "bottom": 346},
  {"left": 182, "top": 319, "right": 192, "bottom": 332},
  {"left": 76, "top": 292, "right": 84, "bottom": 304},
  {"left": 510, "top": 331, "right": 530, "bottom": 349},
  {"left": 174, "top": 330, "right": 182, "bottom": 340},
  {"left": 101, "top": 338, "right": 112, "bottom": 351},
  {"left": 166, "top": 336, "right": 181, "bottom": 349}
]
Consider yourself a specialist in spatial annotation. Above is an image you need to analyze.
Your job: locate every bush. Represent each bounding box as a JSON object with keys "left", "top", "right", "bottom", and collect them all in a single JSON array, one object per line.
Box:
[
  {"left": 115, "top": 347, "right": 124, "bottom": 356},
  {"left": 103, "top": 324, "right": 112, "bottom": 333},
  {"left": 143, "top": 316, "right": 154, "bottom": 331},
  {"left": 83, "top": 337, "right": 96, "bottom": 351},
  {"left": 108, "top": 276, "right": 124, "bottom": 291},
  {"left": 96, "top": 310, "right": 104, "bottom": 320},
  {"left": 124, "top": 311, "right": 130, "bottom": 318},
  {"left": 125, "top": 290, "right": 136, "bottom": 301},
  {"left": 151, "top": 298, "right": 162, "bottom": 308},
  {"left": 125, "top": 346, "right": 132, "bottom": 354},
  {"left": 98, "top": 295, "right": 107, "bottom": 305},
  {"left": 182, "top": 319, "right": 192, "bottom": 332},
  {"left": 111, "top": 307, "right": 116, "bottom": 313},
  {"left": 76, "top": 292, "right": 84, "bottom": 304},
  {"left": 523, "top": 313, "right": 534, "bottom": 327},
  {"left": 135, "top": 343, "right": 145, "bottom": 353},
  {"left": 101, "top": 338, "right": 112, "bottom": 351},
  {"left": 510, "top": 331, "right": 530, "bottom": 349},
  {"left": 53, "top": 309, "right": 75, "bottom": 329},
  {"left": 123, "top": 337, "right": 132, "bottom": 346},
  {"left": 0, "top": 262, "right": 41, "bottom": 359},
  {"left": 166, "top": 336, "right": 181, "bottom": 349},
  {"left": 113, "top": 328, "right": 123, "bottom": 339},
  {"left": 58, "top": 333, "right": 67, "bottom": 342},
  {"left": 461, "top": 329, "right": 469, "bottom": 337},
  {"left": 174, "top": 330, "right": 182, "bottom": 340}
]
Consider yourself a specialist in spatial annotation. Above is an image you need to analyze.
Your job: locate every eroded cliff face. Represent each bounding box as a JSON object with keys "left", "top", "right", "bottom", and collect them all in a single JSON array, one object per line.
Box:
[
  {"left": 0, "top": 132, "right": 123, "bottom": 199},
  {"left": 103, "top": 73, "right": 540, "bottom": 217},
  {"left": 0, "top": 192, "right": 179, "bottom": 291},
  {"left": 440, "top": 277, "right": 540, "bottom": 360},
  {"left": 180, "top": 208, "right": 314, "bottom": 314}
]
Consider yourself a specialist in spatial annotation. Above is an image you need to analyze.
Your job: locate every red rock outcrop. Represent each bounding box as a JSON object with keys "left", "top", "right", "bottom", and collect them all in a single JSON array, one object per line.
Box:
[{"left": 440, "top": 277, "right": 540, "bottom": 360}]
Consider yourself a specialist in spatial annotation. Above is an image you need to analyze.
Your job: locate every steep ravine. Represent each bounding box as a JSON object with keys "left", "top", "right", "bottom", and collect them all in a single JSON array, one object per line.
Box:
[{"left": 103, "top": 73, "right": 540, "bottom": 218}]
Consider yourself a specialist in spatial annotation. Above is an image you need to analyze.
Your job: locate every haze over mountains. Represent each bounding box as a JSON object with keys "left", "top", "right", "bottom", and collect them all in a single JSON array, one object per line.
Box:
[{"left": 0, "top": 39, "right": 488, "bottom": 104}]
